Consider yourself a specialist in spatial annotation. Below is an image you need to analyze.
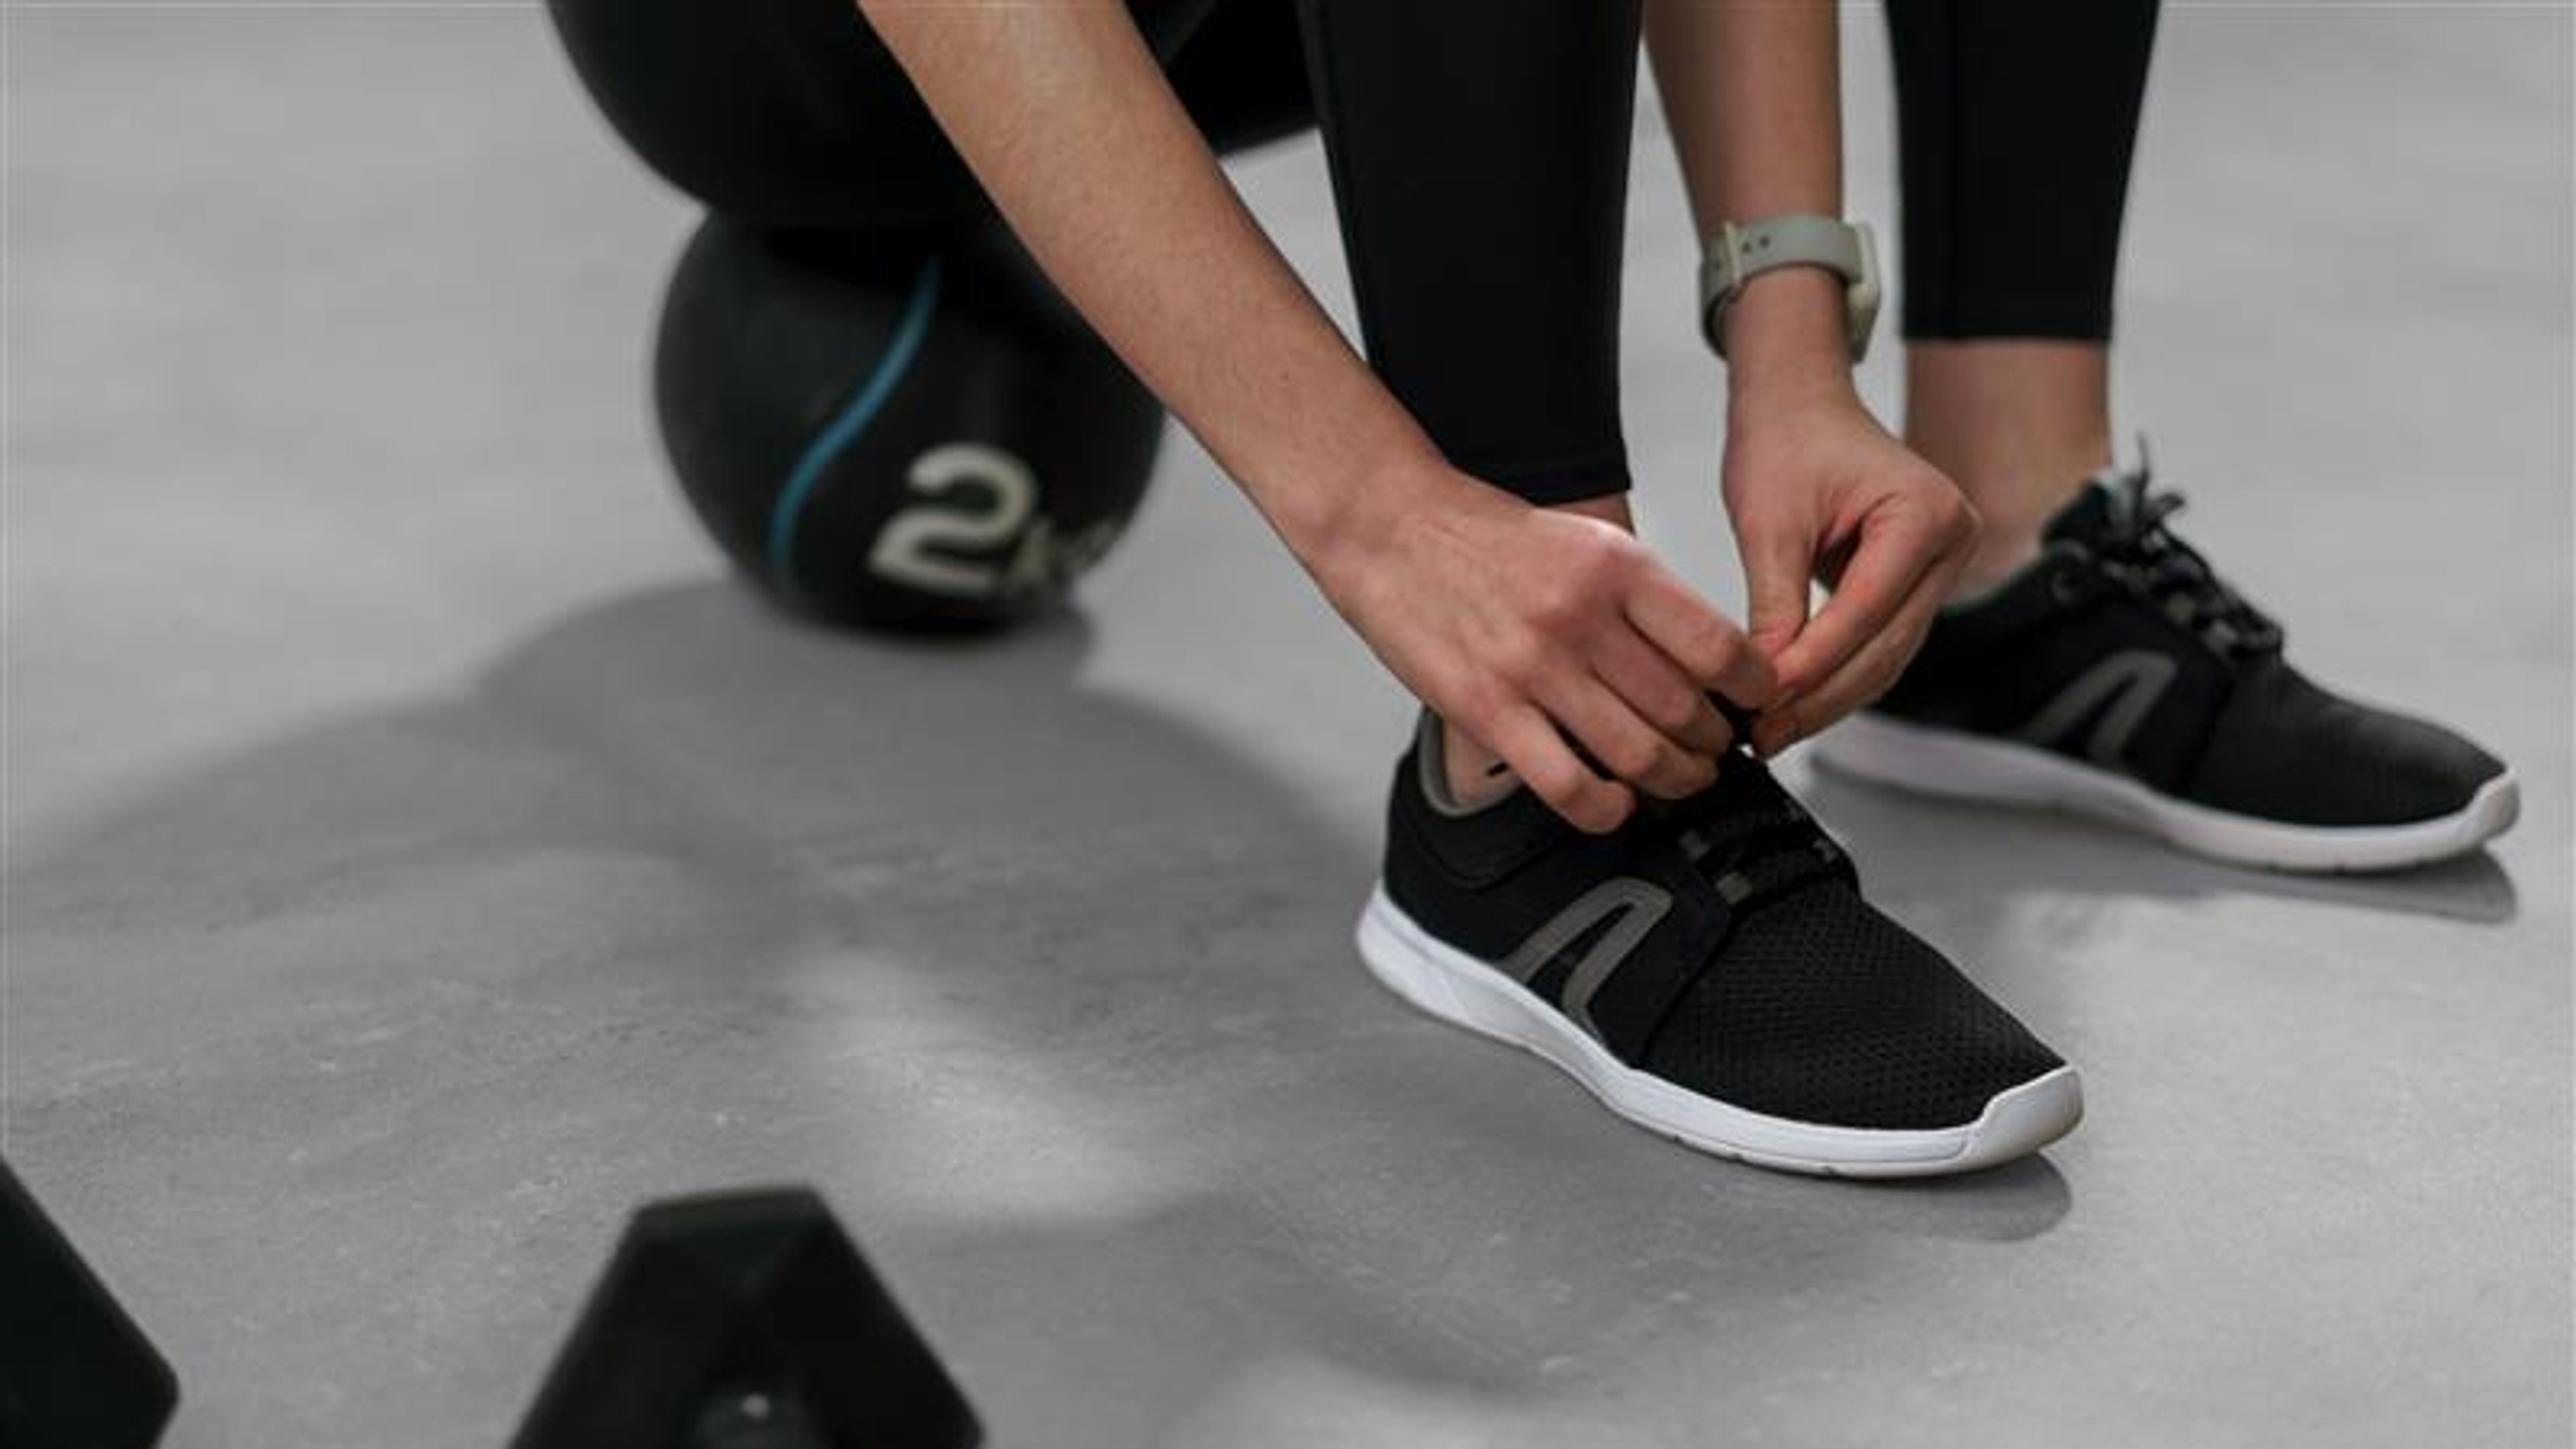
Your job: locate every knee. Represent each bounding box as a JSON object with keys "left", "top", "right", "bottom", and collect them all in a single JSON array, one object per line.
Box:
[{"left": 545, "top": 0, "right": 981, "bottom": 231}]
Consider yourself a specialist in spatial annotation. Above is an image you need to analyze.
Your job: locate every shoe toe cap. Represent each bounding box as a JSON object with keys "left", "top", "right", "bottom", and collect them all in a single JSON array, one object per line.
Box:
[
  {"left": 1641, "top": 885, "right": 2067, "bottom": 1132},
  {"left": 2190, "top": 660, "right": 2509, "bottom": 826}
]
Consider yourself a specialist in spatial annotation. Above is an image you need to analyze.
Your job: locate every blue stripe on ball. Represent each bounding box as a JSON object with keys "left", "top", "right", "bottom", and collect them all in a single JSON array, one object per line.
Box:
[{"left": 765, "top": 253, "right": 947, "bottom": 596}]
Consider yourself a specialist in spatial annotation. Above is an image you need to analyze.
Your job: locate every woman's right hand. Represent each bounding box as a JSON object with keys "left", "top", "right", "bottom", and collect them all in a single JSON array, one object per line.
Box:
[{"left": 1306, "top": 462, "right": 1780, "bottom": 834}]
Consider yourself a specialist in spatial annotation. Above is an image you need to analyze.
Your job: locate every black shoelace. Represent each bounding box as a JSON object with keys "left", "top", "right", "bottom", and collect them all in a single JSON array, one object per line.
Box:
[
  {"left": 1649, "top": 754, "right": 1851, "bottom": 914},
  {"left": 2067, "top": 460, "right": 2284, "bottom": 657}
]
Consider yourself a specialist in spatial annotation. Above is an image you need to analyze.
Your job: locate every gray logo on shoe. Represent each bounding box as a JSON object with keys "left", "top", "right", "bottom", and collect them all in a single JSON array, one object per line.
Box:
[
  {"left": 1500, "top": 879, "right": 1672, "bottom": 1044},
  {"left": 2014, "top": 649, "right": 2178, "bottom": 769}
]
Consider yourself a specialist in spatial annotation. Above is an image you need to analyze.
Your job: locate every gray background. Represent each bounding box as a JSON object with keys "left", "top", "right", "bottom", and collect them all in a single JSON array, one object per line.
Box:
[{"left": 5, "top": 5, "right": 2570, "bottom": 1447}]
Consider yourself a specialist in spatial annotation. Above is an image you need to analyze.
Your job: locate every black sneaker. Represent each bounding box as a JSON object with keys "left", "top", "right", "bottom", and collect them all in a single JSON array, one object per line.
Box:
[
  {"left": 1357, "top": 714, "right": 2082, "bottom": 1177},
  {"left": 1819, "top": 464, "right": 2518, "bottom": 872}
]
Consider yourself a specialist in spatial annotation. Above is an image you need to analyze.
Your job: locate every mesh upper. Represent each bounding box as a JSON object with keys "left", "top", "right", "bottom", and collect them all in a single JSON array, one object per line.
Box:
[
  {"left": 2185, "top": 656, "right": 2502, "bottom": 825},
  {"left": 1882, "top": 477, "right": 2506, "bottom": 827},
  {"left": 1640, "top": 881, "right": 2061, "bottom": 1130},
  {"left": 1386, "top": 720, "right": 2065, "bottom": 1134}
]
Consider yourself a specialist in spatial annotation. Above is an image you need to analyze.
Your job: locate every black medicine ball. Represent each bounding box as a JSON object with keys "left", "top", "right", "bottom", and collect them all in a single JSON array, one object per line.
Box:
[{"left": 655, "top": 217, "right": 1166, "bottom": 632}]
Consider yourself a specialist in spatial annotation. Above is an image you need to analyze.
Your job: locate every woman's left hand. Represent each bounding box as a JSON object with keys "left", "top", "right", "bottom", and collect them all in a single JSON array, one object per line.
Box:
[{"left": 1721, "top": 385, "right": 1980, "bottom": 757}]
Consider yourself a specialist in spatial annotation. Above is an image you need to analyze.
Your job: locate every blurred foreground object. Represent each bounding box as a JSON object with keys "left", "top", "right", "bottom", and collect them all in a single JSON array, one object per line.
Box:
[
  {"left": 511, "top": 1186, "right": 981, "bottom": 1449},
  {"left": 0, "top": 1156, "right": 180, "bottom": 1449}
]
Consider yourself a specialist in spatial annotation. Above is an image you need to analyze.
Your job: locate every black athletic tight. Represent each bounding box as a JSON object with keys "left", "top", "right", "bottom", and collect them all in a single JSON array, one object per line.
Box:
[
  {"left": 1886, "top": 0, "right": 2162, "bottom": 341},
  {"left": 1299, "top": 0, "right": 1648, "bottom": 503},
  {"left": 549, "top": 0, "right": 2159, "bottom": 505}
]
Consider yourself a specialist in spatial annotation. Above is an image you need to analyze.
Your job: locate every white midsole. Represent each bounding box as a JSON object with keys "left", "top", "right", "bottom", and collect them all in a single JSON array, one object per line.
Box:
[
  {"left": 1354, "top": 885, "right": 2082, "bottom": 1179},
  {"left": 1814, "top": 712, "right": 2520, "bottom": 874}
]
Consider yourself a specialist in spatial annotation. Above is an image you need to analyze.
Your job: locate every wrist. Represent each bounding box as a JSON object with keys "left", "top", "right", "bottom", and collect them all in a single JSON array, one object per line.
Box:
[
  {"left": 1722, "top": 268, "right": 1859, "bottom": 407},
  {"left": 1277, "top": 441, "right": 1461, "bottom": 588}
]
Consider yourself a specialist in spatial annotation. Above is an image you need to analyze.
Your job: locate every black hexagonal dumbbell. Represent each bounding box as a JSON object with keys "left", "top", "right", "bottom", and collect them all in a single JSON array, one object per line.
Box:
[
  {"left": 513, "top": 1186, "right": 979, "bottom": 1449},
  {"left": 0, "top": 1156, "right": 179, "bottom": 1449}
]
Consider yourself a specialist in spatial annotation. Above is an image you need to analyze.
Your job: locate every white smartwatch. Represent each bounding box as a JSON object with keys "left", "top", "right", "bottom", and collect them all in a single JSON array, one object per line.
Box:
[{"left": 1698, "top": 215, "right": 1882, "bottom": 364}]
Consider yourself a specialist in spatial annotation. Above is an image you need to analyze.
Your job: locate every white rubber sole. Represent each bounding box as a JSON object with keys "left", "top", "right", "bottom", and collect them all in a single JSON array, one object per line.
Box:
[
  {"left": 1816, "top": 712, "right": 2521, "bottom": 875},
  {"left": 1354, "top": 886, "right": 2082, "bottom": 1179}
]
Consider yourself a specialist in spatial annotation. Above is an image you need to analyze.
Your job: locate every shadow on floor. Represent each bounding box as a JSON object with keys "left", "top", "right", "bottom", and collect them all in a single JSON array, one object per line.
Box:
[{"left": 13, "top": 581, "right": 2075, "bottom": 1445}]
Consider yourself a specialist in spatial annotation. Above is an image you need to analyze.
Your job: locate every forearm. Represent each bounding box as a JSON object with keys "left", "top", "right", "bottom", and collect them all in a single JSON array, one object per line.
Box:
[
  {"left": 1646, "top": 0, "right": 1854, "bottom": 403},
  {"left": 857, "top": 1, "right": 1448, "bottom": 561}
]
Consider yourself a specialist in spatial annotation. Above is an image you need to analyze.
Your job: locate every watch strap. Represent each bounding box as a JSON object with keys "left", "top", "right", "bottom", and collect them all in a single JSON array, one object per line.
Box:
[{"left": 1699, "top": 215, "right": 1881, "bottom": 364}]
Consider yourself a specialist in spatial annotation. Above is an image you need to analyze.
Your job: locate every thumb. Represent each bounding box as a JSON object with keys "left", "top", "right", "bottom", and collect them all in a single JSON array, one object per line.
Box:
[{"left": 1735, "top": 511, "right": 1813, "bottom": 663}]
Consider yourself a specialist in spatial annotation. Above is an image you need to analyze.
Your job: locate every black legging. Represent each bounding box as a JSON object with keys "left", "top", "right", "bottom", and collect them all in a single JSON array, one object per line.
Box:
[
  {"left": 547, "top": 0, "right": 2157, "bottom": 506},
  {"left": 1886, "top": 0, "right": 2161, "bottom": 341}
]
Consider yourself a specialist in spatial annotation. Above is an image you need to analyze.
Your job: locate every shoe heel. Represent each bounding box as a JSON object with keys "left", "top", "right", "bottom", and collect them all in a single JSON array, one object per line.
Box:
[{"left": 1354, "top": 888, "right": 1467, "bottom": 1021}]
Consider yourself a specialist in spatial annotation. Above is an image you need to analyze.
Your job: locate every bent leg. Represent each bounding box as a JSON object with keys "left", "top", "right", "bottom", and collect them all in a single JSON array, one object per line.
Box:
[
  {"left": 548, "top": 0, "right": 1298, "bottom": 233},
  {"left": 1299, "top": 0, "right": 1646, "bottom": 800},
  {"left": 1299, "top": 0, "right": 1644, "bottom": 506},
  {"left": 1886, "top": 0, "right": 2160, "bottom": 588}
]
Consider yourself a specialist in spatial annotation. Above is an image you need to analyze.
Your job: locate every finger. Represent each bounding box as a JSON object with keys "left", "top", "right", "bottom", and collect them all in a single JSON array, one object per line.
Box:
[
  {"left": 1589, "top": 628, "right": 1735, "bottom": 757},
  {"left": 1733, "top": 511, "right": 1815, "bottom": 659},
  {"left": 1539, "top": 675, "right": 1721, "bottom": 802},
  {"left": 1484, "top": 704, "right": 1637, "bottom": 834},
  {"left": 1622, "top": 566, "right": 1780, "bottom": 711},
  {"left": 1768, "top": 506, "right": 1941, "bottom": 700},
  {"left": 1756, "top": 564, "right": 1950, "bottom": 755}
]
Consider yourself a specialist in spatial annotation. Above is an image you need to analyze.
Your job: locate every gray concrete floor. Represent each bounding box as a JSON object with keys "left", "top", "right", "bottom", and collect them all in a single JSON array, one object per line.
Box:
[{"left": 5, "top": 8, "right": 2570, "bottom": 1448}]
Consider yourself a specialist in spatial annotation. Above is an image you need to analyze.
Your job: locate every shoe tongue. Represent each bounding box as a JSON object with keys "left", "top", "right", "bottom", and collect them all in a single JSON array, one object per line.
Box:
[
  {"left": 2041, "top": 475, "right": 2125, "bottom": 548},
  {"left": 1669, "top": 753, "right": 1810, "bottom": 847}
]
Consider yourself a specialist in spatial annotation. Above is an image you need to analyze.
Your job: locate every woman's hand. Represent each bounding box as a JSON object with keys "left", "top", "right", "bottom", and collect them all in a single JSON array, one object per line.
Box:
[
  {"left": 1723, "top": 384, "right": 1980, "bottom": 757},
  {"left": 1646, "top": 0, "right": 1974, "bottom": 756},
  {"left": 1306, "top": 463, "right": 1778, "bottom": 834}
]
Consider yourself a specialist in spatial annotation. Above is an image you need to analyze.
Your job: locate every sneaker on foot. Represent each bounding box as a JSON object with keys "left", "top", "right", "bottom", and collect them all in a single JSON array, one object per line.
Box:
[
  {"left": 1357, "top": 714, "right": 2082, "bottom": 1177},
  {"left": 1818, "top": 464, "right": 2518, "bottom": 873}
]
